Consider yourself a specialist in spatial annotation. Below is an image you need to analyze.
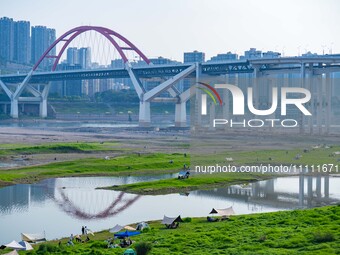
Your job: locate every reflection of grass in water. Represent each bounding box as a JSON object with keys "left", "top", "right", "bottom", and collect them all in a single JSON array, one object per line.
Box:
[
  {"left": 10, "top": 205, "right": 340, "bottom": 255},
  {"left": 0, "top": 153, "right": 189, "bottom": 184}
]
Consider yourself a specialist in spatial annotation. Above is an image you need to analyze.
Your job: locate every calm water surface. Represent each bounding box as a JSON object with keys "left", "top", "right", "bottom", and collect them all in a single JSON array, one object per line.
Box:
[{"left": 0, "top": 175, "right": 339, "bottom": 244}]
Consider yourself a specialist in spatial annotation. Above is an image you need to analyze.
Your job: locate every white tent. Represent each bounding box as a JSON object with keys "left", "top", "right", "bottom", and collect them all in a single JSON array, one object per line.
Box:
[
  {"left": 210, "top": 206, "right": 235, "bottom": 216},
  {"left": 4, "top": 240, "right": 24, "bottom": 250},
  {"left": 109, "top": 224, "right": 136, "bottom": 233},
  {"left": 161, "top": 215, "right": 183, "bottom": 225},
  {"left": 136, "top": 222, "right": 149, "bottom": 231},
  {"left": 21, "top": 232, "right": 46, "bottom": 242},
  {"left": 4, "top": 250, "right": 19, "bottom": 255},
  {"left": 18, "top": 241, "right": 33, "bottom": 251},
  {"left": 109, "top": 224, "right": 124, "bottom": 233}
]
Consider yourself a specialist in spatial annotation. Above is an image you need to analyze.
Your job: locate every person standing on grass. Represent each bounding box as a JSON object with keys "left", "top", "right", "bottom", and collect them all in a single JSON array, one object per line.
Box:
[{"left": 81, "top": 226, "right": 85, "bottom": 235}]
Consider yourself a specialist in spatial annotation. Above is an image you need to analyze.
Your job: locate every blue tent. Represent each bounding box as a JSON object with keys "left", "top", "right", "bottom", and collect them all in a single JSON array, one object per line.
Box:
[{"left": 114, "top": 230, "right": 141, "bottom": 238}]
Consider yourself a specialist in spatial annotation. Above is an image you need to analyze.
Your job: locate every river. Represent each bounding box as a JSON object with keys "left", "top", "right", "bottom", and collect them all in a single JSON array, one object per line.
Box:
[{"left": 0, "top": 174, "right": 339, "bottom": 244}]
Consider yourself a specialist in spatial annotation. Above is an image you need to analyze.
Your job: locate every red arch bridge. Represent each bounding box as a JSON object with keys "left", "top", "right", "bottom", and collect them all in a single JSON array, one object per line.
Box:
[{"left": 1, "top": 26, "right": 340, "bottom": 128}]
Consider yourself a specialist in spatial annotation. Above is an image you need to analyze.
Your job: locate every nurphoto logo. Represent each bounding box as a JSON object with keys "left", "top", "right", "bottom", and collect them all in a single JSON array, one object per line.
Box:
[{"left": 197, "top": 82, "right": 312, "bottom": 128}]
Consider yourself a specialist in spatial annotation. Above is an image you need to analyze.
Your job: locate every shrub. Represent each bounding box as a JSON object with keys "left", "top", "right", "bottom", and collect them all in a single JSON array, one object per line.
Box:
[
  {"left": 86, "top": 249, "right": 104, "bottom": 255},
  {"left": 313, "top": 231, "right": 335, "bottom": 243},
  {"left": 90, "top": 241, "right": 107, "bottom": 249},
  {"left": 142, "top": 227, "right": 151, "bottom": 233},
  {"left": 135, "top": 242, "right": 152, "bottom": 255},
  {"left": 183, "top": 217, "right": 192, "bottom": 223},
  {"left": 258, "top": 235, "right": 267, "bottom": 242},
  {"left": 36, "top": 244, "right": 60, "bottom": 254}
]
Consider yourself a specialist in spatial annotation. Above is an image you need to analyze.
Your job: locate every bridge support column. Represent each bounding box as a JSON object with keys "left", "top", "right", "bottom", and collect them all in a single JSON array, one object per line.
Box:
[
  {"left": 298, "top": 174, "right": 305, "bottom": 206},
  {"left": 316, "top": 75, "right": 323, "bottom": 135},
  {"left": 39, "top": 83, "right": 50, "bottom": 118},
  {"left": 324, "top": 175, "right": 329, "bottom": 199},
  {"left": 307, "top": 176, "right": 313, "bottom": 207},
  {"left": 40, "top": 98, "right": 48, "bottom": 118},
  {"left": 209, "top": 102, "right": 215, "bottom": 130},
  {"left": 316, "top": 175, "right": 322, "bottom": 198},
  {"left": 325, "top": 73, "right": 331, "bottom": 134},
  {"left": 175, "top": 102, "right": 186, "bottom": 127},
  {"left": 3, "top": 103, "right": 7, "bottom": 114},
  {"left": 10, "top": 98, "right": 19, "bottom": 118},
  {"left": 307, "top": 64, "right": 313, "bottom": 134},
  {"left": 139, "top": 101, "right": 150, "bottom": 126},
  {"left": 252, "top": 65, "right": 261, "bottom": 111},
  {"left": 300, "top": 64, "right": 306, "bottom": 134}
]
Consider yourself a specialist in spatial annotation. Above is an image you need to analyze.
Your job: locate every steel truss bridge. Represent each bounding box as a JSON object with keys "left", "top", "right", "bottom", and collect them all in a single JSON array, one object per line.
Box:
[{"left": 1, "top": 25, "right": 340, "bottom": 131}]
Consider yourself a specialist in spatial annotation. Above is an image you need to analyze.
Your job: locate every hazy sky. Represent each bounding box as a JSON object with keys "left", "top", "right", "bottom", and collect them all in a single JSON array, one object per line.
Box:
[{"left": 1, "top": 0, "right": 339, "bottom": 61}]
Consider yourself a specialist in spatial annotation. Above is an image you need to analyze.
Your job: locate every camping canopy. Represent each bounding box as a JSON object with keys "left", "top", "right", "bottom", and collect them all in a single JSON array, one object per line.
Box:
[
  {"left": 109, "top": 224, "right": 124, "bottom": 233},
  {"left": 114, "top": 231, "right": 141, "bottom": 238},
  {"left": 209, "top": 206, "right": 235, "bottom": 216},
  {"left": 161, "top": 215, "right": 183, "bottom": 225},
  {"left": 4, "top": 241, "right": 24, "bottom": 250},
  {"left": 18, "top": 241, "right": 33, "bottom": 251},
  {"left": 124, "top": 226, "right": 136, "bottom": 231},
  {"left": 109, "top": 225, "right": 136, "bottom": 233},
  {"left": 21, "top": 232, "right": 46, "bottom": 242}
]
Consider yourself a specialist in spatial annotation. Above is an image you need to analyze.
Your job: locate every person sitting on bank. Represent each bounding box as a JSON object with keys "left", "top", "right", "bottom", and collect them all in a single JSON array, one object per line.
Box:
[
  {"left": 75, "top": 235, "right": 82, "bottom": 243},
  {"left": 207, "top": 216, "right": 219, "bottom": 222}
]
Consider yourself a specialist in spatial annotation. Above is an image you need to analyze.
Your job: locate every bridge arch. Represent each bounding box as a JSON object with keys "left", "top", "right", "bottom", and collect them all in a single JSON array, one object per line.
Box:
[{"left": 33, "top": 25, "right": 150, "bottom": 71}]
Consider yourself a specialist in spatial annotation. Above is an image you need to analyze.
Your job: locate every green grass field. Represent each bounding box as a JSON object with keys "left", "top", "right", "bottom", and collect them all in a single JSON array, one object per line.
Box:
[
  {"left": 104, "top": 172, "right": 272, "bottom": 195},
  {"left": 0, "top": 152, "right": 189, "bottom": 186},
  {"left": 192, "top": 146, "right": 340, "bottom": 168},
  {"left": 2, "top": 205, "right": 339, "bottom": 255},
  {"left": 0, "top": 142, "right": 119, "bottom": 155},
  {"left": 1, "top": 142, "right": 339, "bottom": 192}
]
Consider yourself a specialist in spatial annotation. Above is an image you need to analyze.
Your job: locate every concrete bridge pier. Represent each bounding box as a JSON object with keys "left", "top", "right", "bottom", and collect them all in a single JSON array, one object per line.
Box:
[
  {"left": 39, "top": 83, "right": 50, "bottom": 118},
  {"left": 10, "top": 99, "right": 19, "bottom": 118},
  {"left": 175, "top": 102, "right": 186, "bottom": 127},
  {"left": 139, "top": 101, "right": 151, "bottom": 127}
]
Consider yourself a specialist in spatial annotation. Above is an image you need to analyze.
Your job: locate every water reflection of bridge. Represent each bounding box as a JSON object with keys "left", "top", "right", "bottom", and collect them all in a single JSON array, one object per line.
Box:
[
  {"left": 194, "top": 175, "right": 339, "bottom": 209},
  {"left": 0, "top": 178, "right": 141, "bottom": 220}
]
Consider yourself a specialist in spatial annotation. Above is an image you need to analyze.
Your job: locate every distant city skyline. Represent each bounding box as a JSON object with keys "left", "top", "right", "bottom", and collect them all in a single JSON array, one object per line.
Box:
[{"left": 1, "top": 0, "right": 339, "bottom": 62}]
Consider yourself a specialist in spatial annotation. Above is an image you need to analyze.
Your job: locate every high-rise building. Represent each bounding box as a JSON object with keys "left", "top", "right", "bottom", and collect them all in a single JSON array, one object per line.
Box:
[
  {"left": 31, "top": 26, "right": 56, "bottom": 69},
  {"left": 66, "top": 47, "right": 91, "bottom": 68},
  {"left": 110, "top": 59, "right": 131, "bottom": 90},
  {"left": 208, "top": 52, "right": 238, "bottom": 62},
  {"left": 149, "top": 56, "right": 180, "bottom": 65},
  {"left": 241, "top": 48, "right": 262, "bottom": 60},
  {"left": 14, "top": 20, "right": 31, "bottom": 64},
  {"left": 0, "top": 17, "right": 31, "bottom": 65},
  {"left": 78, "top": 47, "right": 91, "bottom": 69},
  {"left": 184, "top": 50, "right": 205, "bottom": 63},
  {"left": 51, "top": 63, "right": 82, "bottom": 97},
  {"left": 0, "top": 17, "right": 15, "bottom": 62},
  {"left": 67, "top": 47, "right": 79, "bottom": 66}
]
